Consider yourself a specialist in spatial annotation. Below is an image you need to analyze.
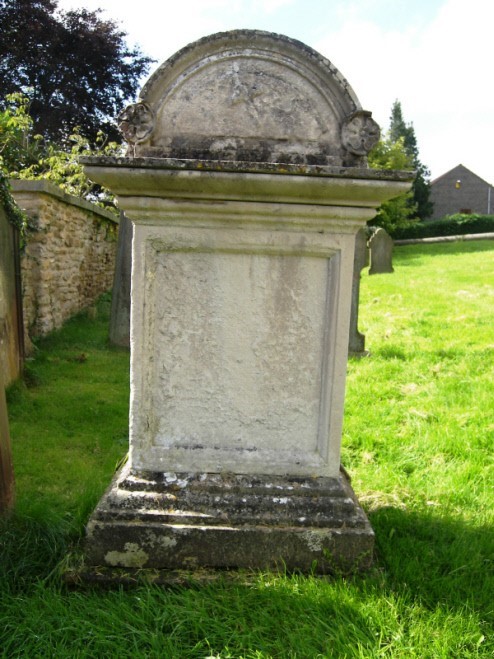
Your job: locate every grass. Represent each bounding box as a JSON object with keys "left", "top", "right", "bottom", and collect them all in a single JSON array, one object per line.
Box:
[{"left": 1, "top": 242, "right": 494, "bottom": 657}]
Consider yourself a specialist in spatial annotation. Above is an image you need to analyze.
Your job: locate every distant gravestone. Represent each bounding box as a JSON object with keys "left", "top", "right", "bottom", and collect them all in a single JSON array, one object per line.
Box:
[
  {"left": 369, "top": 227, "right": 394, "bottom": 274},
  {"left": 83, "top": 30, "right": 411, "bottom": 576},
  {"left": 109, "top": 212, "right": 132, "bottom": 348},
  {"left": 349, "top": 228, "right": 369, "bottom": 354}
]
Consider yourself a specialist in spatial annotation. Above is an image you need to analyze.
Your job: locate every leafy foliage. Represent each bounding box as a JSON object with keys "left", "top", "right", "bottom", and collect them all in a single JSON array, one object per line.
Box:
[
  {"left": 368, "top": 101, "right": 433, "bottom": 234},
  {"left": 393, "top": 213, "right": 494, "bottom": 240},
  {"left": 368, "top": 135, "right": 413, "bottom": 172},
  {"left": 0, "top": 92, "right": 122, "bottom": 209},
  {"left": 0, "top": 93, "right": 36, "bottom": 173},
  {"left": 368, "top": 134, "right": 418, "bottom": 234},
  {"left": 0, "top": 171, "right": 28, "bottom": 235},
  {"left": 0, "top": 0, "right": 153, "bottom": 143}
]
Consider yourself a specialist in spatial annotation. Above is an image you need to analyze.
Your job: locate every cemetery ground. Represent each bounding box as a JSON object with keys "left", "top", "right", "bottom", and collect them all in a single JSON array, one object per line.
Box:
[{"left": 1, "top": 240, "right": 493, "bottom": 658}]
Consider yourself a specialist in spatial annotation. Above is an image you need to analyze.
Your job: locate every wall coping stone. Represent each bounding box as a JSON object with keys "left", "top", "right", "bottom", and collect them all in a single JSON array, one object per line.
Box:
[
  {"left": 9, "top": 179, "right": 119, "bottom": 224},
  {"left": 394, "top": 232, "right": 494, "bottom": 245}
]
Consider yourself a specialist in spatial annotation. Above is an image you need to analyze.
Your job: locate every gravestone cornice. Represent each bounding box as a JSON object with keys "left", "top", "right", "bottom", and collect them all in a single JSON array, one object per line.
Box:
[{"left": 82, "top": 157, "right": 412, "bottom": 218}]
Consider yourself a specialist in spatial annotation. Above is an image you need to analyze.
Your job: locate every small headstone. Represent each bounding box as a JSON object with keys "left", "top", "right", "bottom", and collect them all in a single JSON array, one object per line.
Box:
[
  {"left": 369, "top": 227, "right": 394, "bottom": 274},
  {"left": 109, "top": 212, "right": 132, "bottom": 348},
  {"left": 349, "top": 228, "right": 369, "bottom": 354}
]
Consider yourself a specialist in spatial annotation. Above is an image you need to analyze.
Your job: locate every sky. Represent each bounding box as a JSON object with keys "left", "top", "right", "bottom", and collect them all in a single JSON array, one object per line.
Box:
[{"left": 56, "top": 0, "right": 494, "bottom": 183}]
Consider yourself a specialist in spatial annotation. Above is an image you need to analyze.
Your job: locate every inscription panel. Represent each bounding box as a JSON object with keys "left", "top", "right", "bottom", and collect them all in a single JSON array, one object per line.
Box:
[{"left": 132, "top": 239, "right": 340, "bottom": 474}]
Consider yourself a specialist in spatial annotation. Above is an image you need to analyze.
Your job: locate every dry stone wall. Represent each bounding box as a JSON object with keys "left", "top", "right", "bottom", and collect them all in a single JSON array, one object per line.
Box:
[{"left": 11, "top": 180, "right": 118, "bottom": 342}]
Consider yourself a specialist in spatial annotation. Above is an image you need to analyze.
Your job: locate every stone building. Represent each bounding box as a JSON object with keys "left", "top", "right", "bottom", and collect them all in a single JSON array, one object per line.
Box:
[{"left": 429, "top": 164, "right": 494, "bottom": 220}]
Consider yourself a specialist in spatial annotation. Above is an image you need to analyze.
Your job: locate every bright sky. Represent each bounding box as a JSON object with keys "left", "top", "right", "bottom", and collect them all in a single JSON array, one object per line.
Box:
[{"left": 56, "top": 0, "right": 494, "bottom": 183}]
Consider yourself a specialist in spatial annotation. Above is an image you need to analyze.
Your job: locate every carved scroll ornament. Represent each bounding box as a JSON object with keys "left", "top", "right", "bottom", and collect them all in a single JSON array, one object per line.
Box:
[
  {"left": 117, "top": 102, "right": 155, "bottom": 145},
  {"left": 341, "top": 111, "right": 380, "bottom": 156}
]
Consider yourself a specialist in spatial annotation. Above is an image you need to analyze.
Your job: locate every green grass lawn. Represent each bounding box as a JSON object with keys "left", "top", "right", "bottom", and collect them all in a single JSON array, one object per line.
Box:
[{"left": 1, "top": 242, "right": 493, "bottom": 658}]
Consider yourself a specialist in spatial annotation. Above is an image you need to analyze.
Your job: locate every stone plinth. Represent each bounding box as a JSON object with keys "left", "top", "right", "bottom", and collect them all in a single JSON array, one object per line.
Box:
[
  {"left": 86, "top": 465, "right": 374, "bottom": 573},
  {"left": 83, "top": 30, "right": 412, "bottom": 575}
]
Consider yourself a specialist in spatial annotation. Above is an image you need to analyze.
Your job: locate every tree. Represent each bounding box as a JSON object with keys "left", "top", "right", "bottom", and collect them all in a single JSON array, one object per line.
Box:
[
  {"left": 368, "top": 101, "right": 433, "bottom": 233},
  {"left": 0, "top": 93, "right": 37, "bottom": 173},
  {"left": 388, "top": 100, "right": 433, "bottom": 220},
  {"left": 1, "top": 93, "right": 122, "bottom": 211},
  {"left": 368, "top": 134, "right": 418, "bottom": 234},
  {"left": 0, "top": 0, "right": 153, "bottom": 143}
]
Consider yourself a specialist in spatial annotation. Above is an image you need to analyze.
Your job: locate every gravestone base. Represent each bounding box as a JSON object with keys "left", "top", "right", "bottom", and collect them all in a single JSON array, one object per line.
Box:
[{"left": 85, "top": 464, "right": 374, "bottom": 575}]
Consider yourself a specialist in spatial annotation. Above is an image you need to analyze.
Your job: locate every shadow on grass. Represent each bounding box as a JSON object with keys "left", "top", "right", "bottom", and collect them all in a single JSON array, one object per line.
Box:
[
  {"left": 0, "top": 514, "right": 381, "bottom": 657},
  {"left": 369, "top": 506, "right": 494, "bottom": 616},
  {"left": 1, "top": 507, "right": 492, "bottom": 655}
]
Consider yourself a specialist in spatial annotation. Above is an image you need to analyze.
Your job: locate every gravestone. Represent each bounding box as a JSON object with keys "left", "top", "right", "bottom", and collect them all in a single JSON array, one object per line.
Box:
[
  {"left": 109, "top": 212, "right": 132, "bottom": 348},
  {"left": 349, "top": 228, "right": 369, "bottom": 355},
  {"left": 83, "top": 30, "right": 411, "bottom": 575},
  {"left": 369, "top": 227, "right": 394, "bottom": 274}
]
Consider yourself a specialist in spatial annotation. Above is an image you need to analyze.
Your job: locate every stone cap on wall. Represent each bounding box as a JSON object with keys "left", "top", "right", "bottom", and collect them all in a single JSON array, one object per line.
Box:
[
  {"left": 117, "top": 30, "right": 381, "bottom": 167},
  {"left": 9, "top": 179, "right": 119, "bottom": 224}
]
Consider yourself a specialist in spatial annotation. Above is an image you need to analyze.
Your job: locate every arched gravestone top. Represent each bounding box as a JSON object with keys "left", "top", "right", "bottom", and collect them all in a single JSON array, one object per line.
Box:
[{"left": 119, "top": 30, "right": 380, "bottom": 166}]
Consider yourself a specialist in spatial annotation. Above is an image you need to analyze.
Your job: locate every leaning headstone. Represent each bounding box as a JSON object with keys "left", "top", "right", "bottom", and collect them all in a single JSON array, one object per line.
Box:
[
  {"left": 369, "top": 227, "right": 394, "bottom": 274},
  {"left": 109, "top": 212, "right": 132, "bottom": 348},
  {"left": 349, "top": 228, "right": 369, "bottom": 354},
  {"left": 83, "top": 30, "right": 411, "bottom": 576}
]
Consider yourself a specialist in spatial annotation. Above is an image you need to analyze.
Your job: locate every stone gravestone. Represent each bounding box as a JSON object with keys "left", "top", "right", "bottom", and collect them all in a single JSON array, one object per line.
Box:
[
  {"left": 83, "top": 30, "right": 411, "bottom": 575},
  {"left": 348, "top": 227, "right": 369, "bottom": 355},
  {"left": 369, "top": 227, "right": 394, "bottom": 274},
  {"left": 109, "top": 212, "right": 132, "bottom": 348}
]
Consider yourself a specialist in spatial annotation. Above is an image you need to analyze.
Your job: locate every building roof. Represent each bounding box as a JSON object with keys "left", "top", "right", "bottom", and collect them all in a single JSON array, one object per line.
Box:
[{"left": 432, "top": 164, "right": 492, "bottom": 187}]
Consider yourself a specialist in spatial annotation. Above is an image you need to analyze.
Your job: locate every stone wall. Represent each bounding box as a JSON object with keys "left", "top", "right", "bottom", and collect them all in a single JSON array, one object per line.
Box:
[{"left": 11, "top": 180, "right": 119, "bottom": 342}]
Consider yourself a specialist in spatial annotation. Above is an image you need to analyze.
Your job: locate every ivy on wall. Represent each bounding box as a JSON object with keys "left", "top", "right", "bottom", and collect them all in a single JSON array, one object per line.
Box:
[{"left": 0, "top": 172, "right": 27, "bottom": 239}]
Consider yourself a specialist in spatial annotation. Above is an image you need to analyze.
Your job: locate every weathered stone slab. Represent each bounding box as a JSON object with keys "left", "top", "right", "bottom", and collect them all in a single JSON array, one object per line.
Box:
[
  {"left": 83, "top": 162, "right": 409, "bottom": 480},
  {"left": 369, "top": 227, "right": 394, "bottom": 274},
  {"left": 109, "top": 212, "right": 132, "bottom": 348},
  {"left": 349, "top": 227, "right": 369, "bottom": 354}
]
